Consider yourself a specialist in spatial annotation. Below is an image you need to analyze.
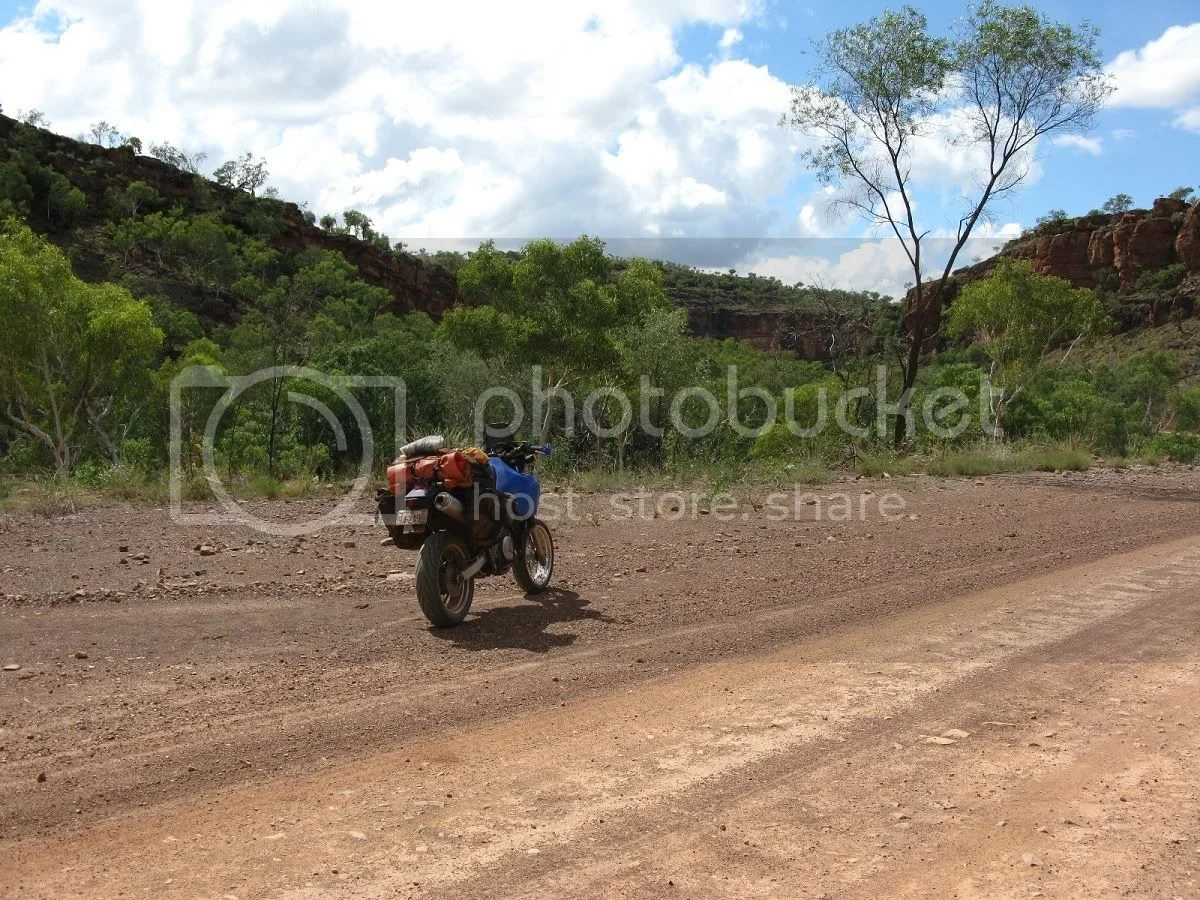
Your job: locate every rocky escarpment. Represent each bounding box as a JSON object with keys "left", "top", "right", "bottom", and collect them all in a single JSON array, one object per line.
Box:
[
  {"left": 1006, "top": 197, "right": 1198, "bottom": 295},
  {"left": 0, "top": 114, "right": 458, "bottom": 320},
  {"left": 908, "top": 198, "right": 1200, "bottom": 338},
  {"left": 685, "top": 304, "right": 822, "bottom": 359}
]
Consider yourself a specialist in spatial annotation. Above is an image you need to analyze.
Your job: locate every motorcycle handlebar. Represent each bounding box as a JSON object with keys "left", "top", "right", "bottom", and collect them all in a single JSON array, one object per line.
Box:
[{"left": 489, "top": 441, "right": 552, "bottom": 465}]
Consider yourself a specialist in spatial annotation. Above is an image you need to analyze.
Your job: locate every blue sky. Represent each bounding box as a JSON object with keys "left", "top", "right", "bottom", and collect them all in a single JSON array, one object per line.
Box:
[
  {"left": 1, "top": 0, "right": 1197, "bottom": 296},
  {"left": 676, "top": 0, "right": 1199, "bottom": 220}
]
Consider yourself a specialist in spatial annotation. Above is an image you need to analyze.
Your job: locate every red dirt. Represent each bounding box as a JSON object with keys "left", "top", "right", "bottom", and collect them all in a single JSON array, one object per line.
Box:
[{"left": 2, "top": 467, "right": 1199, "bottom": 897}]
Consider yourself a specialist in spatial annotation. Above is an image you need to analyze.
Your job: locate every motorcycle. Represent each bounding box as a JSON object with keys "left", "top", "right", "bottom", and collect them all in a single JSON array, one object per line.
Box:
[{"left": 376, "top": 432, "right": 555, "bottom": 627}]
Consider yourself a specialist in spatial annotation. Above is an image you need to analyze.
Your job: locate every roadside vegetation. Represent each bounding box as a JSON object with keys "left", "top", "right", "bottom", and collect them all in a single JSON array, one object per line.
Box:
[{"left": 2, "top": 3, "right": 1199, "bottom": 511}]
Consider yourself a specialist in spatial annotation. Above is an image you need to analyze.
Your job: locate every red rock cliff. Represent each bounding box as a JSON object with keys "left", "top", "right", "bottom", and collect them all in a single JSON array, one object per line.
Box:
[{"left": 906, "top": 197, "right": 1200, "bottom": 339}]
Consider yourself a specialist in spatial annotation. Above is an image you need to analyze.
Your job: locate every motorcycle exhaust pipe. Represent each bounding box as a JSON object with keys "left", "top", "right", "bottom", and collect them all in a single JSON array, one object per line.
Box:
[{"left": 433, "top": 492, "right": 466, "bottom": 523}]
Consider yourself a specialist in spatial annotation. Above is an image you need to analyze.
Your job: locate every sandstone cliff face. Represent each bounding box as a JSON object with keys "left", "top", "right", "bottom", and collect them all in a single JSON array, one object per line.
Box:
[
  {"left": 1177, "top": 201, "right": 1200, "bottom": 272},
  {"left": 999, "top": 198, "right": 1193, "bottom": 294},
  {"left": 272, "top": 207, "right": 457, "bottom": 318},
  {"left": 907, "top": 197, "right": 1200, "bottom": 337},
  {"left": 684, "top": 304, "right": 852, "bottom": 360}
]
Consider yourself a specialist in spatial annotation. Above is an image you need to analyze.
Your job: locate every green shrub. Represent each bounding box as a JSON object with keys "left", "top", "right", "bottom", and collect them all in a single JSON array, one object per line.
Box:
[
  {"left": 99, "top": 466, "right": 161, "bottom": 502},
  {"left": 1007, "top": 377, "right": 1129, "bottom": 453},
  {"left": 924, "top": 449, "right": 1017, "bottom": 477},
  {"left": 1135, "top": 264, "right": 1187, "bottom": 293},
  {"left": 1018, "top": 447, "right": 1092, "bottom": 472},
  {"left": 0, "top": 436, "right": 52, "bottom": 474},
  {"left": 120, "top": 437, "right": 158, "bottom": 471},
  {"left": 750, "top": 423, "right": 807, "bottom": 460},
  {"left": 73, "top": 459, "right": 108, "bottom": 488},
  {"left": 1140, "top": 432, "right": 1200, "bottom": 463},
  {"left": 249, "top": 474, "right": 283, "bottom": 498},
  {"left": 1173, "top": 386, "right": 1200, "bottom": 432}
]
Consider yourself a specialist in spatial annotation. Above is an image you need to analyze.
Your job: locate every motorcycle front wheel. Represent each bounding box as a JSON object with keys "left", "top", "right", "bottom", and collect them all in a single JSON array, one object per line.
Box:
[
  {"left": 415, "top": 531, "right": 475, "bottom": 627},
  {"left": 513, "top": 518, "right": 554, "bottom": 595}
]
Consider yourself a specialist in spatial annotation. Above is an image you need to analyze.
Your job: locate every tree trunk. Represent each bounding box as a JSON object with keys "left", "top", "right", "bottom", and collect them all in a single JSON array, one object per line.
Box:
[{"left": 894, "top": 282, "right": 927, "bottom": 449}]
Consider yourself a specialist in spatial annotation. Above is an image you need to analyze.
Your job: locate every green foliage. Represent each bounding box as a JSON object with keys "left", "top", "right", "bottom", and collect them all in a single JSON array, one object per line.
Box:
[
  {"left": 1134, "top": 264, "right": 1187, "bottom": 293},
  {"left": 149, "top": 296, "right": 204, "bottom": 355},
  {"left": 1018, "top": 446, "right": 1092, "bottom": 471},
  {"left": 45, "top": 172, "right": 86, "bottom": 225},
  {"left": 148, "top": 142, "right": 207, "bottom": 175},
  {"left": 655, "top": 259, "right": 891, "bottom": 311},
  {"left": 1101, "top": 193, "right": 1134, "bottom": 214},
  {"left": 1140, "top": 432, "right": 1200, "bottom": 463},
  {"left": 113, "top": 210, "right": 260, "bottom": 297},
  {"left": 342, "top": 209, "right": 372, "bottom": 239},
  {"left": 1036, "top": 208, "right": 1069, "bottom": 226},
  {"left": 107, "top": 180, "right": 161, "bottom": 221},
  {"left": 1112, "top": 350, "right": 1179, "bottom": 412},
  {"left": 924, "top": 449, "right": 1017, "bottom": 477},
  {"left": 1173, "top": 386, "right": 1200, "bottom": 432},
  {"left": 16, "top": 109, "right": 50, "bottom": 128},
  {"left": 1, "top": 111, "right": 1194, "bottom": 489},
  {"left": 946, "top": 259, "right": 1111, "bottom": 428},
  {"left": 444, "top": 237, "right": 668, "bottom": 375},
  {"left": 85, "top": 121, "right": 123, "bottom": 148},
  {"left": 1167, "top": 186, "right": 1195, "bottom": 203},
  {"left": 750, "top": 423, "right": 809, "bottom": 461},
  {"left": 213, "top": 152, "right": 269, "bottom": 196},
  {"left": 119, "top": 437, "right": 158, "bottom": 471},
  {"left": 1006, "top": 374, "right": 1127, "bottom": 450},
  {"left": 0, "top": 161, "right": 34, "bottom": 215},
  {"left": 0, "top": 220, "right": 163, "bottom": 472},
  {"left": 783, "top": 2, "right": 1111, "bottom": 447}
]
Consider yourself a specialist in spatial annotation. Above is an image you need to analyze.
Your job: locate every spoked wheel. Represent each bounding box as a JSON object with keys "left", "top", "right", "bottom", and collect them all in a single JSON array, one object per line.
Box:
[
  {"left": 513, "top": 518, "right": 554, "bottom": 595},
  {"left": 415, "top": 532, "right": 475, "bottom": 627}
]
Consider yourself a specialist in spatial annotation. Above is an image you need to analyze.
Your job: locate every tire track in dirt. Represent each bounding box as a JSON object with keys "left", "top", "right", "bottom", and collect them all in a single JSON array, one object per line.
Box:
[
  {"left": 4, "top": 536, "right": 1198, "bottom": 899},
  {"left": 0, "top": 539, "right": 1145, "bottom": 829}
]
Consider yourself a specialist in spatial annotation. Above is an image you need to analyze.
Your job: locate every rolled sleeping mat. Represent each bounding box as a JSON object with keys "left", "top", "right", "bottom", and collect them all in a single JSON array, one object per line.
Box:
[{"left": 398, "top": 435, "right": 445, "bottom": 459}]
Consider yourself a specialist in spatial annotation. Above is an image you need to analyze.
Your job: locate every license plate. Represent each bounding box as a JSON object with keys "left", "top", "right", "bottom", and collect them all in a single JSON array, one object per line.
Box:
[{"left": 395, "top": 509, "right": 428, "bottom": 527}]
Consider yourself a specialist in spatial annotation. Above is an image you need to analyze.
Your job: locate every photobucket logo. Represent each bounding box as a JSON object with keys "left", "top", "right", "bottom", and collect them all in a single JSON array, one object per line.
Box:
[
  {"left": 168, "top": 366, "right": 406, "bottom": 535},
  {"left": 476, "top": 365, "right": 1000, "bottom": 442}
]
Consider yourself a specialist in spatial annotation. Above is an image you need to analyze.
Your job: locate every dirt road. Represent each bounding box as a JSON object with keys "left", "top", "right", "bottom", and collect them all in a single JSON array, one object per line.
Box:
[{"left": 2, "top": 468, "right": 1200, "bottom": 898}]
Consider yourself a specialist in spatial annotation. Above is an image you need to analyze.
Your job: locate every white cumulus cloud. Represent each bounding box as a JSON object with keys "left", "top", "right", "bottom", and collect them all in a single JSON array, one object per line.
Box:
[
  {"left": 1174, "top": 108, "right": 1200, "bottom": 134},
  {"left": 1107, "top": 22, "right": 1200, "bottom": 108},
  {"left": 1051, "top": 134, "right": 1104, "bottom": 155},
  {"left": 0, "top": 0, "right": 788, "bottom": 249}
]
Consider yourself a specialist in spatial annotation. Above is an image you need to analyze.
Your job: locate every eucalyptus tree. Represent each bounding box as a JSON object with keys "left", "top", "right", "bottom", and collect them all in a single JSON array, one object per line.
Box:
[
  {"left": 0, "top": 221, "right": 162, "bottom": 471},
  {"left": 782, "top": 2, "right": 1112, "bottom": 447}
]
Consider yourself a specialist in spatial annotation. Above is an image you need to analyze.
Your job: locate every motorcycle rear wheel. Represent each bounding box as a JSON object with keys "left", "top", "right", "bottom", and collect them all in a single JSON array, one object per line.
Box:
[{"left": 415, "top": 531, "right": 475, "bottom": 627}]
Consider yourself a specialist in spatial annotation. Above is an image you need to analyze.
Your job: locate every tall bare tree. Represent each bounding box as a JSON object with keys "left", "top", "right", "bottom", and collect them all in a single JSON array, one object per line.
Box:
[{"left": 782, "top": 2, "right": 1112, "bottom": 447}]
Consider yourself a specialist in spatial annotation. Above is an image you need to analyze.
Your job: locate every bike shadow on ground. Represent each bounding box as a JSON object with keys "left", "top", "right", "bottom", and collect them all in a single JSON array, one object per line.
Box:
[{"left": 429, "top": 587, "right": 616, "bottom": 653}]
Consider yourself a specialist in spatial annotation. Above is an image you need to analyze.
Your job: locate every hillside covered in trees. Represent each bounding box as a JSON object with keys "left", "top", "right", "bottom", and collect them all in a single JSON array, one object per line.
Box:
[
  {"left": 0, "top": 112, "right": 892, "bottom": 358},
  {"left": 3, "top": 107, "right": 1200, "bottom": 491}
]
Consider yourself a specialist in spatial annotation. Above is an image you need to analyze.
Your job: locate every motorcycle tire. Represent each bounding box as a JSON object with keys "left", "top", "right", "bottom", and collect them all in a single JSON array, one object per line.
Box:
[
  {"left": 415, "top": 531, "right": 475, "bottom": 627},
  {"left": 513, "top": 518, "right": 554, "bottom": 595}
]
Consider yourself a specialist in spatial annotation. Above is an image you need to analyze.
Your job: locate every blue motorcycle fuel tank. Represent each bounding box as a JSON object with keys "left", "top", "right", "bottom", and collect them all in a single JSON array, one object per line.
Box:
[{"left": 488, "top": 457, "right": 540, "bottom": 518}]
